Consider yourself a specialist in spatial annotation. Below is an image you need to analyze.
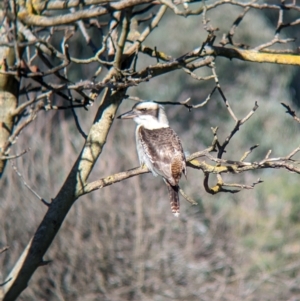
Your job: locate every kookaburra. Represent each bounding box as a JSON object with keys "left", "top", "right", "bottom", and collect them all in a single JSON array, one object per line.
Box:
[{"left": 118, "top": 101, "right": 186, "bottom": 216}]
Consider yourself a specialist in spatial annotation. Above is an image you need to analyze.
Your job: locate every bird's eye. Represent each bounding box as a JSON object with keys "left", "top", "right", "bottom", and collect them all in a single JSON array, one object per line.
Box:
[{"left": 141, "top": 108, "right": 147, "bottom": 112}]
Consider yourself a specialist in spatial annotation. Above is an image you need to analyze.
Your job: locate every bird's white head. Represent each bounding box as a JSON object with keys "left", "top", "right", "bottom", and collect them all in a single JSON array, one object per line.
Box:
[{"left": 117, "top": 101, "right": 169, "bottom": 129}]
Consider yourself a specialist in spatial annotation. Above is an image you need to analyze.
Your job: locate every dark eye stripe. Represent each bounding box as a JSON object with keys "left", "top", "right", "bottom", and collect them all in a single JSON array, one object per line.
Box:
[{"left": 139, "top": 108, "right": 158, "bottom": 117}]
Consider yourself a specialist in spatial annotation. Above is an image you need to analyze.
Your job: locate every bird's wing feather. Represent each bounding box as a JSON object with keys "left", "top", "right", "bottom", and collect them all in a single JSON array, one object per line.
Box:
[{"left": 139, "top": 127, "right": 186, "bottom": 185}]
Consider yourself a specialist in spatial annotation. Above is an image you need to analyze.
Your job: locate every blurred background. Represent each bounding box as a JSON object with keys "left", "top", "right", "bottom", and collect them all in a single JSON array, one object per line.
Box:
[{"left": 1, "top": 2, "right": 300, "bottom": 300}]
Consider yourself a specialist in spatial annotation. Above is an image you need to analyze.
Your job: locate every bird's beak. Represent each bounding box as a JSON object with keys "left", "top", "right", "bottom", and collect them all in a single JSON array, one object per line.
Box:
[{"left": 117, "top": 109, "right": 137, "bottom": 119}]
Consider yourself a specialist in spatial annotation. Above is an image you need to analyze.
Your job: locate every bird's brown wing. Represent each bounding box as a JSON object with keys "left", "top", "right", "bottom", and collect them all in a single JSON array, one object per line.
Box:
[{"left": 139, "top": 126, "right": 186, "bottom": 185}]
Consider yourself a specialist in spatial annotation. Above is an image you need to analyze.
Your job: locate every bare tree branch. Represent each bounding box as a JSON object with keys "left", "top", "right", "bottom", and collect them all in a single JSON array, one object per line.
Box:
[
  {"left": 80, "top": 143, "right": 300, "bottom": 197},
  {"left": 18, "top": 0, "right": 155, "bottom": 26}
]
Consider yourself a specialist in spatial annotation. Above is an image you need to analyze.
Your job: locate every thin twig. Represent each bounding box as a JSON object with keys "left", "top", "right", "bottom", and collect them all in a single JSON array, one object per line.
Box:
[
  {"left": 281, "top": 102, "right": 300, "bottom": 123},
  {"left": 0, "top": 149, "right": 30, "bottom": 160},
  {"left": 71, "top": 107, "right": 87, "bottom": 139},
  {"left": 240, "top": 145, "right": 259, "bottom": 161},
  {"left": 11, "top": 163, "right": 51, "bottom": 206},
  {"left": 179, "top": 188, "right": 198, "bottom": 205},
  {"left": 211, "top": 62, "right": 238, "bottom": 122},
  {"left": 0, "top": 246, "right": 9, "bottom": 254},
  {"left": 126, "top": 5, "right": 168, "bottom": 55},
  {"left": 114, "top": 8, "right": 132, "bottom": 70},
  {"left": 0, "top": 278, "right": 12, "bottom": 287}
]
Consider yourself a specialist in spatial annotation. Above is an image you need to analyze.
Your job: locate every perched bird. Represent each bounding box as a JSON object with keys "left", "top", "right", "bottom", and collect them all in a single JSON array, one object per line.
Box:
[{"left": 118, "top": 101, "right": 186, "bottom": 216}]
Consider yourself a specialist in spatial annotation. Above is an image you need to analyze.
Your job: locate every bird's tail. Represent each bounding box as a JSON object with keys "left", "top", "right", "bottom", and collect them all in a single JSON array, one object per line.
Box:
[{"left": 165, "top": 181, "right": 180, "bottom": 217}]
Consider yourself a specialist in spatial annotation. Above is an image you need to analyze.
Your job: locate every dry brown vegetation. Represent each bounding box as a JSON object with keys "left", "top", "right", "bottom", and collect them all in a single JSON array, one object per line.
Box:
[{"left": 1, "top": 0, "right": 300, "bottom": 300}]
